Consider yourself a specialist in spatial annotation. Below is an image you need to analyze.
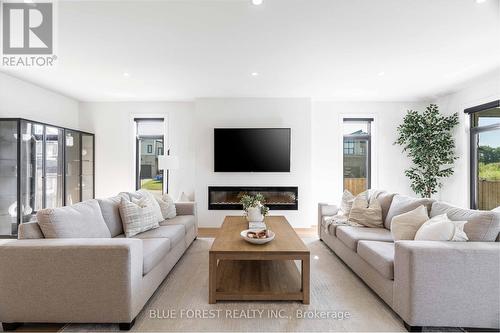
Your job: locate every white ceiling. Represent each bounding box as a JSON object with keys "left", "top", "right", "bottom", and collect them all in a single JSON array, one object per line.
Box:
[{"left": 2, "top": 0, "right": 499, "bottom": 102}]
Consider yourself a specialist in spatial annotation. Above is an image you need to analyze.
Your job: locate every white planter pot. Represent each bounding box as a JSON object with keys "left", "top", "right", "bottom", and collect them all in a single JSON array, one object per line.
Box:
[{"left": 246, "top": 206, "right": 264, "bottom": 222}]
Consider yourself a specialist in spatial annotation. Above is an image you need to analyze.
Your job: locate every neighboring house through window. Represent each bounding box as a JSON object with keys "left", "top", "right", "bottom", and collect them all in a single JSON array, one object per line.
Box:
[
  {"left": 134, "top": 118, "right": 165, "bottom": 197},
  {"left": 343, "top": 118, "right": 372, "bottom": 195}
]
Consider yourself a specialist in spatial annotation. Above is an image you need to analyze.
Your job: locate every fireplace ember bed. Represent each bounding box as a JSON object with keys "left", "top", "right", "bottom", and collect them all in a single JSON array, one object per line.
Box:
[{"left": 208, "top": 186, "right": 298, "bottom": 210}]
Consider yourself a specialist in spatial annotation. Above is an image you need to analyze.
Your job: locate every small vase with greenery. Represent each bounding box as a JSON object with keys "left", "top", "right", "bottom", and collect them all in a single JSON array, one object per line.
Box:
[
  {"left": 394, "top": 104, "right": 459, "bottom": 198},
  {"left": 240, "top": 193, "right": 270, "bottom": 222}
]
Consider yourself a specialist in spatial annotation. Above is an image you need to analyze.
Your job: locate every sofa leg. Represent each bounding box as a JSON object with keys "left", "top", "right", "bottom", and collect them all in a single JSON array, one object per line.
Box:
[
  {"left": 119, "top": 319, "right": 135, "bottom": 331},
  {"left": 2, "top": 322, "right": 22, "bottom": 331},
  {"left": 403, "top": 322, "right": 422, "bottom": 332}
]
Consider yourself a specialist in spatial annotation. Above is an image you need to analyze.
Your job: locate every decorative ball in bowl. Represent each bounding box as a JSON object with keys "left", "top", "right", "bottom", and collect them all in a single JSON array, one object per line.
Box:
[{"left": 240, "top": 229, "right": 275, "bottom": 245}]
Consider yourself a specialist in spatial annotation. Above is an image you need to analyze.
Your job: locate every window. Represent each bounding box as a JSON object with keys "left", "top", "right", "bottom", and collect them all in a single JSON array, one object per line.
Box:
[
  {"left": 134, "top": 118, "right": 165, "bottom": 197},
  {"left": 343, "top": 118, "right": 372, "bottom": 195},
  {"left": 467, "top": 100, "right": 500, "bottom": 210}
]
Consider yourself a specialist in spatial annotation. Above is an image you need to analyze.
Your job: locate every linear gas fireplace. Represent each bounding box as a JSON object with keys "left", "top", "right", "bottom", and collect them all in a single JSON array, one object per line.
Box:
[{"left": 208, "top": 186, "right": 298, "bottom": 210}]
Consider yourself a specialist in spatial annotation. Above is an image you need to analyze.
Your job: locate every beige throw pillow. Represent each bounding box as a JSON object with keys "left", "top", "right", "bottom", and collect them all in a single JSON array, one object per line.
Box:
[
  {"left": 348, "top": 190, "right": 384, "bottom": 228},
  {"left": 415, "top": 214, "right": 468, "bottom": 242},
  {"left": 391, "top": 205, "right": 429, "bottom": 240},
  {"left": 119, "top": 197, "right": 159, "bottom": 237},
  {"left": 156, "top": 193, "right": 177, "bottom": 219},
  {"left": 339, "top": 190, "right": 355, "bottom": 216}
]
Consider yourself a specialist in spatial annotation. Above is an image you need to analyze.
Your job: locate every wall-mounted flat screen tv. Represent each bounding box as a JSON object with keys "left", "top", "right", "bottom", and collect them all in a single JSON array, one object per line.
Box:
[{"left": 214, "top": 128, "right": 291, "bottom": 172}]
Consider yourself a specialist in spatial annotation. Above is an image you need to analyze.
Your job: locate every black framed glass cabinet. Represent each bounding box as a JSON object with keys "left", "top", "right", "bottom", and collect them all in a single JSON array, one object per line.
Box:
[{"left": 0, "top": 118, "right": 95, "bottom": 238}]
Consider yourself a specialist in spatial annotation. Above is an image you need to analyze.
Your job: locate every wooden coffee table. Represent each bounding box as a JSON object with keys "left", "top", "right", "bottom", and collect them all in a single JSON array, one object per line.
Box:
[{"left": 209, "top": 216, "right": 310, "bottom": 304}]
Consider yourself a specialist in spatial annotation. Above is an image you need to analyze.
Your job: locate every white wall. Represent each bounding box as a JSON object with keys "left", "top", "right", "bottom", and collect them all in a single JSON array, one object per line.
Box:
[
  {"left": 434, "top": 70, "right": 500, "bottom": 208},
  {"left": 194, "top": 98, "right": 313, "bottom": 228},
  {"left": 78, "top": 102, "right": 195, "bottom": 200},
  {"left": 311, "top": 101, "right": 430, "bottom": 206},
  {"left": 0, "top": 72, "right": 79, "bottom": 129}
]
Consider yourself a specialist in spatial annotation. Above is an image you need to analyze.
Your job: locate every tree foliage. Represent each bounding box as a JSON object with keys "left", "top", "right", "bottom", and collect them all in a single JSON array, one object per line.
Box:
[{"left": 394, "top": 104, "right": 459, "bottom": 198}]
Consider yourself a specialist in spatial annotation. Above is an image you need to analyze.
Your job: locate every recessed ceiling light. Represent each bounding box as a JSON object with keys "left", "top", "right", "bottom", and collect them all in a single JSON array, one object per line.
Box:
[
  {"left": 251, "top": 72, "right": 259, "bottom": 77},
  {"left": 475, "top": 0, "right": 486, "bottom": 3},
  {"left": 378, "top": 71, "right": 385, "bottom": 76},
  {"left": 123, "top": 72, "right": 130, "bottom": 78},
  {"left": 252, "top": 0, "right": 263, "bottom": 5}
]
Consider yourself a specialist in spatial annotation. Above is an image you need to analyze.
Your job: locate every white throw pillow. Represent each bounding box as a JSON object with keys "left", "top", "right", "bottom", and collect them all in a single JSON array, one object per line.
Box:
[
  {"left": 391, "top": 205, "right": 429, "bottom": 241},
  {"left": 414, "top": 214, "right": 468, "bottom": 241},
  {"left": 348, "top": 190, "right": 383, "bottom": 228},
  {"left": 119, "top": 197, "right": 160, "bottom": 237},
  {"left": 339, "top": 190, "right": 355, "bottom": 216},
  {"left": 156, "top": 193, "right": 177, "bottom": 219}
]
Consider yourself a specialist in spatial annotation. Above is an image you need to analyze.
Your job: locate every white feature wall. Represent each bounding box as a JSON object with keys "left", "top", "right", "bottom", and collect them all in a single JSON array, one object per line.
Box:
[
  {"left": 435, "top": 70, "right": 500, "bottom": 208},
  {"left": 194, "top": 98, "right": 313, "bottom": 228},
  {"left": 311, "top": 101, "right": 430, "bottom": 206},
  {"left": 78, "top": 102, "right": 195, "bottom": 200},
  {"left": 0, "top": 72, "right": 79, "bottom": 129}
]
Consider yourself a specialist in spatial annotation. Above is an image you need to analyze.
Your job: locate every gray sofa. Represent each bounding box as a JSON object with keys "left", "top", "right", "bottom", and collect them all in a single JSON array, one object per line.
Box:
[
  {"left": 318, "top": 193, "right": 500, "bottom": 331},
  {"left": 0, "top": 193, "right": 197, "bottom": 331}
]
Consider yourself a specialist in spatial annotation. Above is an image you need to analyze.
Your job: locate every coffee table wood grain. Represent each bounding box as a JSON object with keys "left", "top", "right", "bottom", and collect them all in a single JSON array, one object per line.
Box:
[{"left": 209, "top": 216, "right": 310, "bottom": 304}]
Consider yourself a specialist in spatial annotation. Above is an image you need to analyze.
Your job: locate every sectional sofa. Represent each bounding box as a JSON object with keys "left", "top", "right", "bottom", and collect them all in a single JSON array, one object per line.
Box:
[
  {"left": 0, "top": 192, "right": 197, "bottom": 331},
  {"left": 318, "top": 193, "right": 500, "bottom": 331}
]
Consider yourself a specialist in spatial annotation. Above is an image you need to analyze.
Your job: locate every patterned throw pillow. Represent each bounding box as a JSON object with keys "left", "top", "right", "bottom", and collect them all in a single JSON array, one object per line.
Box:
[
  {"left": 339, "top": 190, "right": 355, "bottom": 216},
  {"left": 156, "top": 193, "right": 177, "bottom": 219},
  {"left": 119, "top": 197, "right": 159, "bottom": 237}
]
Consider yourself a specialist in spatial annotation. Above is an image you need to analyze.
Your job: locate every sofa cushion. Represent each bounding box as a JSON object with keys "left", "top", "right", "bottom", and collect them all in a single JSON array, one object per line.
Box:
[
  {"left": 430, "top": 202, "right": 500, "bottom": 242},
  {"left": 384, "top": 194, "right": 434, "bottom": 229},
  {"left": 18, "top": 221, "right": 44, "bottom": 239},
  {"left": 134, "top": 225, "right": 185, "bottom": 247},
  {"left": 160, "top": 215, "right": 195, "bottom": 234},
  {"left": 97, "top": 195, "right": 124, "bottom": 237},
  {"left": 378, "top": 192, "right": 396, "bottom": 225},
  {"left": 391, "top": 205, "right": 429, "bottom": 241},
  {"left": 357, "top": 241, "right": 395, "bottom": 279},
  {"left": 142, "top": 238, "right": 171, "bottom": 275},
  {"left": 36, "top": 199, "right": 111, "bottom": 239},
  {"left": 336, "top": 226, "right": 393, "bottom": 251}
]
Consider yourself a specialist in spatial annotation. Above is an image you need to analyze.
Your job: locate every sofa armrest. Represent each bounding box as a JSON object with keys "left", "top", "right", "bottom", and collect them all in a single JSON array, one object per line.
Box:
[
  {"left": 317, "top": 203, "right": 339, "bottom": 238},
  {"left": 0, "top": 238, "right": 143, "bottom": 323},
  {"left": 176, "top": 201, "right": 196, "bottom": 216},
  {"left": 394, "top": 241, "right": 500, "bottom": 328}
]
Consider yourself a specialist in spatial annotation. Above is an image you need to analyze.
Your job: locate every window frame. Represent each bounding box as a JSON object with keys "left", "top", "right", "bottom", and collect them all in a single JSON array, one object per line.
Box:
[
  {"left": 134, "top": 118, "right": 165, "bottom": 193},
  {"left": 465, "top": 100, "right": 500, "bottom": 209},
  {"left": 342, "top": 118, "right": 373, "bottom": 192}
]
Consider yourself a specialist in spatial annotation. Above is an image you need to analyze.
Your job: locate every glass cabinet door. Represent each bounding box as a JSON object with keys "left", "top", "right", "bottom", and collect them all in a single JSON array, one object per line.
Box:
[
  {"left": 81, "top": 134, "right": 94, "bottom": 201},
  {"left": 20, "top": 121, "right": 44, "bottom": 222},
  {"left": 0, "top": 120, "right": 18, "bottom": 236},
  {"left": 65, "top": 130, "right": 81, "bottom": 205},
  {"left": 45, "top": 126, "right": 64, "bottom": 208}
]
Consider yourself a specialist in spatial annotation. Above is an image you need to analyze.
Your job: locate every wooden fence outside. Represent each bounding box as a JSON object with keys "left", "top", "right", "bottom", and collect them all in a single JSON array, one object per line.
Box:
[
  {"left": 344, "top": 178, "right": 367, "bottom": 196},
  {"left": 478, "top": 179, "right": 500, "bottom": 210}
]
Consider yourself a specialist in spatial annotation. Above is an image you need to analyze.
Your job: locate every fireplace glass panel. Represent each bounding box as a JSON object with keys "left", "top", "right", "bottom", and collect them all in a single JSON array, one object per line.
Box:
[{"left": 208, "top": 187, "right": 298, "bottom": 210}]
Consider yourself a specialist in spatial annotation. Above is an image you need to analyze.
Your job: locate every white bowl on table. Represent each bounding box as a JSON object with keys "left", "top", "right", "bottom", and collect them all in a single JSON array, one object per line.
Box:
[{"left": 240, "top": 229, "right": 275, "bottom": 245}]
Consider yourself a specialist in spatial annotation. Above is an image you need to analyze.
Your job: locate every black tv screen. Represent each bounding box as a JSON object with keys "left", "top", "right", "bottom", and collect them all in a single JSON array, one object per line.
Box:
[{"left": 214, "top": 128, "right": 291, "bottom": 172}]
